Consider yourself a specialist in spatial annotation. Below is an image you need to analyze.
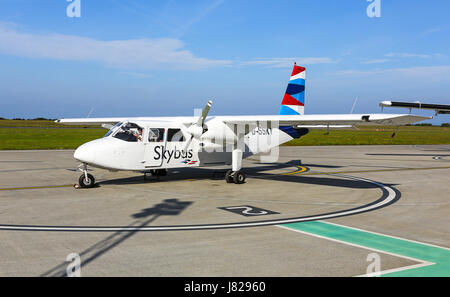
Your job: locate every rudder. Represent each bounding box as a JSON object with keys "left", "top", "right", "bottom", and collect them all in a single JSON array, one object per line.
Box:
[{"left": 279, "top": 63, "right": 306, "bottom": 115}]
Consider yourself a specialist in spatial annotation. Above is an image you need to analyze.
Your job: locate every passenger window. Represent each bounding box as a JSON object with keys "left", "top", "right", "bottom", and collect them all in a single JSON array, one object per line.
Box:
[
  {"left": 148, "top": 128, "right": 165, "bottom": 142},
  {"left": 167, "top": 129, "right": 185, "bottom": 142}
]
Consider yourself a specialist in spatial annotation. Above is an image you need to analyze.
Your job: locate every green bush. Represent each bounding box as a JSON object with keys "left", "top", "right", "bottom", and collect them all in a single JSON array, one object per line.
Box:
[{"left": 415, "top": 123, "right": 433, "bottom": 126}]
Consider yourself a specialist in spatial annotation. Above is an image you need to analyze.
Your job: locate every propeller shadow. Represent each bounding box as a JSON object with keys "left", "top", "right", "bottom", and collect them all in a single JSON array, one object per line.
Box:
[{"left": 40, "top": 199, "right": 193, "bottom": 277}]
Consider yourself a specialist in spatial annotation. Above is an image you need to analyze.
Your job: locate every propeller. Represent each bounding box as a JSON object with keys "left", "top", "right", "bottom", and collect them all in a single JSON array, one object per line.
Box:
[
  {"left": 197, "top": 100, "right": 212, "bottom": 128},
  {"left": 184, "top": 100, "right": 212, "bottom": 150}
]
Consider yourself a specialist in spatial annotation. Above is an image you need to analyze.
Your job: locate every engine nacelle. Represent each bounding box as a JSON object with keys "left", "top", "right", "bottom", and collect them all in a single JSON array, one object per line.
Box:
[
  {"left": 200, "top": 119, "right": 237, "bottom": 145},
  {"left": 198, "top": 141, "right": 226, "bottom": 153}
]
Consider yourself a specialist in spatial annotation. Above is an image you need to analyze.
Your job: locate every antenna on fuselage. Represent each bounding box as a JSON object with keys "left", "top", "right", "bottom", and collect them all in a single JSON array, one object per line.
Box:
[
  {"left": 350, "top": 97, "right": 358, "bottom": 114},
  {"left": 86, "top": 107, "right": 94, "bottom": 118}
]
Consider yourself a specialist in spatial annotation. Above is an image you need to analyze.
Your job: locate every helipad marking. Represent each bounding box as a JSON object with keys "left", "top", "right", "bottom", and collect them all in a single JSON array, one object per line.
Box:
[
  {"left": 301, "top": 166, "right": 450, "bottom": 176},
  {"left": 279, "top": 221, "right": 450, "bottom": 277},
  {"left": 0, "top": 174, "right": 400, "bottom": 232}
]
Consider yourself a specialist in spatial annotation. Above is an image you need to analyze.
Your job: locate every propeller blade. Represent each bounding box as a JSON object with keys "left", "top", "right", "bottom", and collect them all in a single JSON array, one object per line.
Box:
[
  {"left": 184, "top": 100, "right": 213, "bottom": 151},
  {"left": 184, "top": 135, "right": 194, "bottom": 151}
]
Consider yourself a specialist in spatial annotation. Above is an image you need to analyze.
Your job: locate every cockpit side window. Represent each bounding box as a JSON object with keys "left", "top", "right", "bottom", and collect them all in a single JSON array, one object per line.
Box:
[
  {"left": 148, "top": 128, "right": 165, "bottom": 142},
  {"left": 113, "top": 122, "right": 144, "bottom": 142}
]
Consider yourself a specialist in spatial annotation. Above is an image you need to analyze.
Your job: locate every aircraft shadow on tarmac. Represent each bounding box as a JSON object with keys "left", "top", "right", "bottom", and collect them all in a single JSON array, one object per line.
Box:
[
  {"left": 40, "top": 198, "right": 192, "bottom": 277},
  {"left": 249, "top": 173, "right": 385, "bottom": 189},
  {"left": 94, "top": 161, "right": 392, "bottom": 190}
]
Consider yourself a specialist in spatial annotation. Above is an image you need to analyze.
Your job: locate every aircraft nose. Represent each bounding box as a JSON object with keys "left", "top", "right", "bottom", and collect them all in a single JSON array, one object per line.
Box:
[{"left": 74, "top": 142, "right": 96, "bottom": 164}]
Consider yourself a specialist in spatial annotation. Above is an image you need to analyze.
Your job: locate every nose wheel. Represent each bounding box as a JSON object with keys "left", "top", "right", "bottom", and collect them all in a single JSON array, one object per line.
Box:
[
  {"left": 78, "top": 173, "right": 95, "bottom": 188},
  {"left": 77, "top": 163, "right": 96, "bottom": 188}
]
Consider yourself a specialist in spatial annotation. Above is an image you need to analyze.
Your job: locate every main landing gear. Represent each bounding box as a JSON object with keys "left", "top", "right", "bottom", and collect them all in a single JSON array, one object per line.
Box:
[
  {"left": 144, "top": 169, "right": 168, "bottom": 181},
  {"left": 225, "top": 148, "right": 246, "bottom": 184},
  {"left": 225, "top": 169, "right": 246, "bottom": 184},
  {"left": 78, "top": 163, "right": 95, "bottom": 188}
]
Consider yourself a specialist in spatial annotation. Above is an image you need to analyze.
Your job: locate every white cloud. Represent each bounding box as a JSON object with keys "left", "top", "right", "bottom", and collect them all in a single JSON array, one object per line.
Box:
[
  {"left": 174, "top": 0, "right": 225, "bottom": 37},
  {"left": 361, "top": 59, "right": 390, "bottom": 64},
  {"left": 384, "top": 52, "right": 436, "bottom": 59},
  {"left": 0, "top": 23, "right": 338, "bottom": 71},
  {"left": 420, "top": 25, "right": 450, "bottom": 37},
  {"left": 240, "top": 57, "right": 337, "bottom": 68},
  {"left": 334, "top": 65, "right": 450, "bottom": 82},
  {"left": 0, "top": 24, "right": 231, "bottom": 70}
]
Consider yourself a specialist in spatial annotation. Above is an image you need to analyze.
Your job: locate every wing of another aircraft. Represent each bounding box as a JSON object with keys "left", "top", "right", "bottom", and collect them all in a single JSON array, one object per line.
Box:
[{"left": 380, "top": 101, "right": 450, "bottom": 115}]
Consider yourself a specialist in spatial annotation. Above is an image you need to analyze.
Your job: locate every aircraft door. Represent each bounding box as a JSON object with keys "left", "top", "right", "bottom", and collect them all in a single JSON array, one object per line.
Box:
[
  {"left": 164, "top": 128, "right": 194, "bottom": 167},
  {"left": 143, "top": 128, "right": 166, "bottom": 168}
]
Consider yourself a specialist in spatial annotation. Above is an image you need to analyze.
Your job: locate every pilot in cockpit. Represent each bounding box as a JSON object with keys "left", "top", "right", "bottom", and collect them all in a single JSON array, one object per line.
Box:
[{"left": 133, "top": 128, "right": 143, "bottom": 142}]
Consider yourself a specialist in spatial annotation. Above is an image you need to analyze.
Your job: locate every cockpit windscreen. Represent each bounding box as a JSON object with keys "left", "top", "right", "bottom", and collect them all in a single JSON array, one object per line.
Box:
[{"left": 111, "top": 122, "right": 143, "bottom": 142}]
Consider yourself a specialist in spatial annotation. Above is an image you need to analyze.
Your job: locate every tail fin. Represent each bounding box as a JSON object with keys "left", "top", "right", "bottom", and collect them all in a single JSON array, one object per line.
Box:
[{"left": 278, "top": 63, "right": 306, "bottom": 115}]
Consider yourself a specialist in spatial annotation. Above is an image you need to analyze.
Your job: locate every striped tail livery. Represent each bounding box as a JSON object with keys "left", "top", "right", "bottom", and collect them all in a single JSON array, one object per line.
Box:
[{"left": 279, "top": 63, "right": 306, "bottom": 115}]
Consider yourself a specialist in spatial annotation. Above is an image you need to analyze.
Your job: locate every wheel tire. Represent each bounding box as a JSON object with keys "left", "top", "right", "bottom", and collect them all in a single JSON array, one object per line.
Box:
[
  {"left": 144, "top": 172, "right": 152, "bottom": 181},
  {"left": 151, "top": 169, "right": 167, "bottom": 177},
  {"left": 78, "top": 173, "right": 95, "bottom": 188},
  {"left": 225, "top": 170, "right": 234, "bottom": 183},
  {"left": 233, "top": 170, "right": 246, "bottom": 184}
]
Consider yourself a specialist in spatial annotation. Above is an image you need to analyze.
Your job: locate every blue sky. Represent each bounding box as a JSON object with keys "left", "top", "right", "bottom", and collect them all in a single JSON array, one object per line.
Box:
[{"left": 0, "top": 0, "right": 449, "bottom": 124}]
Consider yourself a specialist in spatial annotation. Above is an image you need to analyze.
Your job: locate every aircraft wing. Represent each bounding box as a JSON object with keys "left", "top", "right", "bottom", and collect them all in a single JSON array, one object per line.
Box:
[
  {"left": 56, "top": 114, "right": 430, "bottom": 127},
  {"left": 55, "top": 117, "right": 198, "bottom": 126},
  {"left": 296, "top": 125, "right": 357, "bottom": 130},
  {"left": 217, "top": 114, "right": 431, "bottom": 127},
  {"left": 56, "top": 117, "right": 127, "bottom": 125}
]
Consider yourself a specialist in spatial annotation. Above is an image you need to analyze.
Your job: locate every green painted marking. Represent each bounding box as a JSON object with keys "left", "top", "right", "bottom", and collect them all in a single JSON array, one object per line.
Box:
[{"left": 282, "top": 221, "right": 450, "bottom": 277}]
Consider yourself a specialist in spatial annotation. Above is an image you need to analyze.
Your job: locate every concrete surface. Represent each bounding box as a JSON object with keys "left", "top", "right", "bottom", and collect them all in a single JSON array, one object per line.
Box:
[{"left": 0, "top": 145, "right": 449, "bottom": 276}]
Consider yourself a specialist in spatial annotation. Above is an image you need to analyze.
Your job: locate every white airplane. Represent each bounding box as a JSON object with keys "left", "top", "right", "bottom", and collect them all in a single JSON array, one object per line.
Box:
[
  {"left": 57, "top": 64, "right": 430, "bottom": 188},
  {"left": 380, "top": 100, "right": 450, "bottom": 115}
]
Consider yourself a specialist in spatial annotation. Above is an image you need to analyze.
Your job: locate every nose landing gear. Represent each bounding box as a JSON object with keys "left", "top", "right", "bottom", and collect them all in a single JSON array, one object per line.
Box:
[{"left": 77, "top": 164, "right": 96, "bottom": 188}]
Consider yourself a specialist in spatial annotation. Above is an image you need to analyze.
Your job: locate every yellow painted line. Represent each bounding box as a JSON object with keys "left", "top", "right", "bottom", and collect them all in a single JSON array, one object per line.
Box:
[
  {"left": 0, "top": 185, "right": 73, "bottom": 191},
  {"left": 282, "top": 166, "right": 309, "bottom": 175}
]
